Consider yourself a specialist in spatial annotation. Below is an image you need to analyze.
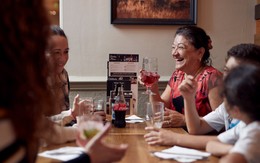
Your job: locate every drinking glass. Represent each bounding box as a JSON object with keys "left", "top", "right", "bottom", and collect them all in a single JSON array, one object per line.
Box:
[
  {"left": 93, "top": 99, "right": 104, "bottom": 112},
  {"left": 141, "top": 57, "right": 160, "bottom": 95},
  {"left": 144, "top": 102, "right": 153, "bottom": 127},
  {"left": 152, "top": 102, "right": 164, "bottom": 128},
  {"left": 77, "top": 114, "right": 103, "bottom": 145}
]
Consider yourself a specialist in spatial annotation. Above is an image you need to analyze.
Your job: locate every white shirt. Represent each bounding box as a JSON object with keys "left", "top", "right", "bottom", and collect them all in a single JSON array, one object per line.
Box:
[
  {"left": 203, "top": 103, "right": 239, "bottom": 131},
  {"left": 218, "top": 121, "right": 260, "bottom": 163},
  {"left": 217, "top": 121, "right": 246, "bottom": 144},
  {"left": 203, "top": 103, "right": 229, "bottom": 131}
]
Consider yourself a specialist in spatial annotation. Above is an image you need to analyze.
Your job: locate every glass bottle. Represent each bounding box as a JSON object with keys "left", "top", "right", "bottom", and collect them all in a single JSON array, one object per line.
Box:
[
  {"left": 110, "top": 84, "right": 118, "bottom": 124},
  {"left": 113, "top": 84, "right": 127, "bottom": 128}
]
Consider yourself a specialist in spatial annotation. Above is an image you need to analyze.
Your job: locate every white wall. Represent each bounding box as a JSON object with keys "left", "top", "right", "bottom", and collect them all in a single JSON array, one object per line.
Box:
[{"left": 61, "top": 0, "right": 255, "bottom": 82}]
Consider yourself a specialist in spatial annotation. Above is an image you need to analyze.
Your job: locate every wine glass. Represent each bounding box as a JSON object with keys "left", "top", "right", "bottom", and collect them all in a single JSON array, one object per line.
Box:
[{"left": 141, "top": 57, "right": 160, "bottom": 95}]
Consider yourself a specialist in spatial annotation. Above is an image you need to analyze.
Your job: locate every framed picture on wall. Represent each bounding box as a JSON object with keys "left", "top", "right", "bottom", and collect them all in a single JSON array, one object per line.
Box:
[{"left": 111, "top": 0, "right": 197, "bottom": 25}]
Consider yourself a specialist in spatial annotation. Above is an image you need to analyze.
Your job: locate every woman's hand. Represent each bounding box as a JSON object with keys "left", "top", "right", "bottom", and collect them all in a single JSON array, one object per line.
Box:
[
  {"left": 163, "top": 108, "right": 185, "bottom": 127},
  {"left": 77, "top": 123, "right": 128, "bottom": 163},
  {"left": 138, "top": 69, "right": 159, "bottom": 86},
  {"left": 144, "top": 127, "right": 176, "bottom": 146},
  {"left": 178, "top": 75, "right": 197, "bottom": 99},
  {"left": 138, "top": 69, "right": 146, "bottom": 86},
  {"left": 71, "top": 94, "right": 80, "bottom": 118},
  {"left": 206, "top": 140, "right": 233, "bottom": 157},
  {"left": 93, "top": 111, "right": 106, "bottom": 122}
]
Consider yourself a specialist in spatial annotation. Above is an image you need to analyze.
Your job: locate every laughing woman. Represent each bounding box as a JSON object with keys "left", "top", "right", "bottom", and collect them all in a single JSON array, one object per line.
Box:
[
  {"left": 48, "top": 26, "right": 106, "bottom": 126},
  {"left": 141, "top": 26, "right": 223, "bottom": 127}
]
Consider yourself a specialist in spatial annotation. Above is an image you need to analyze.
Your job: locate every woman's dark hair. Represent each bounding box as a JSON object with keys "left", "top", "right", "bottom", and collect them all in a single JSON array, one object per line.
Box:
[
  {"left": 51, "top": 25, "right": 67, "bottom": 38},
  {"left": 48, "top": 25, "right": 67, "bottom": 52},
  {"left": 223, "top": 64, "right": 260, "bottom": 121},
  {"left": 0, "top": 0, "right": 55, "bottom": 161},
  {"left": 175, "top": 25, "right": 212, "bottom": 66},
  {"left": 227, "top": 43, "right": 260, "bottom": 65}
]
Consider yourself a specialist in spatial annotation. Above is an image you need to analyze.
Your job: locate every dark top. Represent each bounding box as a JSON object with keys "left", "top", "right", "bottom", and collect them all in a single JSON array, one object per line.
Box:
[{"left": 0, "top": 117, "right": 90, "bottom": 163}]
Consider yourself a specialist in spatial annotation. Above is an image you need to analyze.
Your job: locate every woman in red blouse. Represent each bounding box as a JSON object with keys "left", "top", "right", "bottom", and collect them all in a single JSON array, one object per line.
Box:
[{"left": 147, "top": 26, "right": 223, "bottom": 127}]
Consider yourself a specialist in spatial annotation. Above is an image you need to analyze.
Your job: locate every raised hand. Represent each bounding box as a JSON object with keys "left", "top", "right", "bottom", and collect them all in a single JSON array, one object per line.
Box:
[
  {"left": 178, "top": 75, "right": 198, "bottom": 99},
  {"left": 77, "top": 123, "right": 128, "bottom": 163},
  {"left": 71, "top": 94, "right": 80, "bottom": 118}
]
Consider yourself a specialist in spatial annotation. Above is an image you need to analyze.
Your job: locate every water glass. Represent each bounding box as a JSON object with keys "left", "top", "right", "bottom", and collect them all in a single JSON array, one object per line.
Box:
[
  {"left": 94, "top": 99, "right": 104, "bottom": 112},
  {"left": 152, "top": 102, "right": 164, "bottom": 128},
  {"left": 145, "top": 102, "right": 153, "bottom": 127}
]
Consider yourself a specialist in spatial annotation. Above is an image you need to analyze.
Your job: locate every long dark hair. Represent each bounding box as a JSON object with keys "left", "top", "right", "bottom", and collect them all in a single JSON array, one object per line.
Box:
[
  {"left": 0, "top": 0, "right": 56, "bottom": 161},
  {"left": 223, "top": 64, "right": 260, "bottom": 121}
]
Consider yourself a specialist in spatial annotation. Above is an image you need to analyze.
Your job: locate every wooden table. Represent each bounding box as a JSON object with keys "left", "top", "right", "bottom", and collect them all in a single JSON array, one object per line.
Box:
[{"left": 37, "top": 122, "right": 219, "bottom": 163}]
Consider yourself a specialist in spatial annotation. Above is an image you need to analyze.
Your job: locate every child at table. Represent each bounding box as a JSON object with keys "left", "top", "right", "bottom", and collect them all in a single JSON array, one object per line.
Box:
[{"left": 206, "top": 64, "right": 260, "bottom": 163}]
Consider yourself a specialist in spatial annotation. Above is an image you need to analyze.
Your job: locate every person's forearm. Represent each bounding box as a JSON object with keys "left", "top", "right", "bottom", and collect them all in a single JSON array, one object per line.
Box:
[
  {"left": 219, "top": 153, "right": 247, "bottom": 163},
  {"left": 183, "top": 98, "right": 202, "bottom": 134},
  {"left": 56, "top": 126, "right": 77, "bottom": 143},
  {"left": 206, "top": 141, "right": 233, "bottom": 157},
  {"left": 49, "top": 110, "right": 71, "bottom": 123},
  {"left": 45, "top": 125, "right": 77, "bottom": 145},
  {"left": 208, "top": 87, "right": 223, "bottom": 111},
  {"left": 149, "top": 82, "right": 162, "bottom": 102},
  {"left": 174, "top": 134, "right": 218, "bottom": 150}
]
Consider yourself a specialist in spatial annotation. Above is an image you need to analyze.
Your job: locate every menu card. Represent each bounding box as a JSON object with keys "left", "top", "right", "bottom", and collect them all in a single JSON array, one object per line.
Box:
[{"left": 107, "top": 54, "right": 139, "bottom": 115}]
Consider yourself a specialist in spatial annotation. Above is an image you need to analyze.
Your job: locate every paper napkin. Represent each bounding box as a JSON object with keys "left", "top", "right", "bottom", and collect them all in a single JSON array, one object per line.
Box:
[
  {"left": 38, "top": 146, "right": 84, "bottom": 161},
  {"left": 125, "top": 115, "right": 144, "bottom": 123},
  {"left": 152, "top": 146, "right": 211, "bottom": 162}
]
